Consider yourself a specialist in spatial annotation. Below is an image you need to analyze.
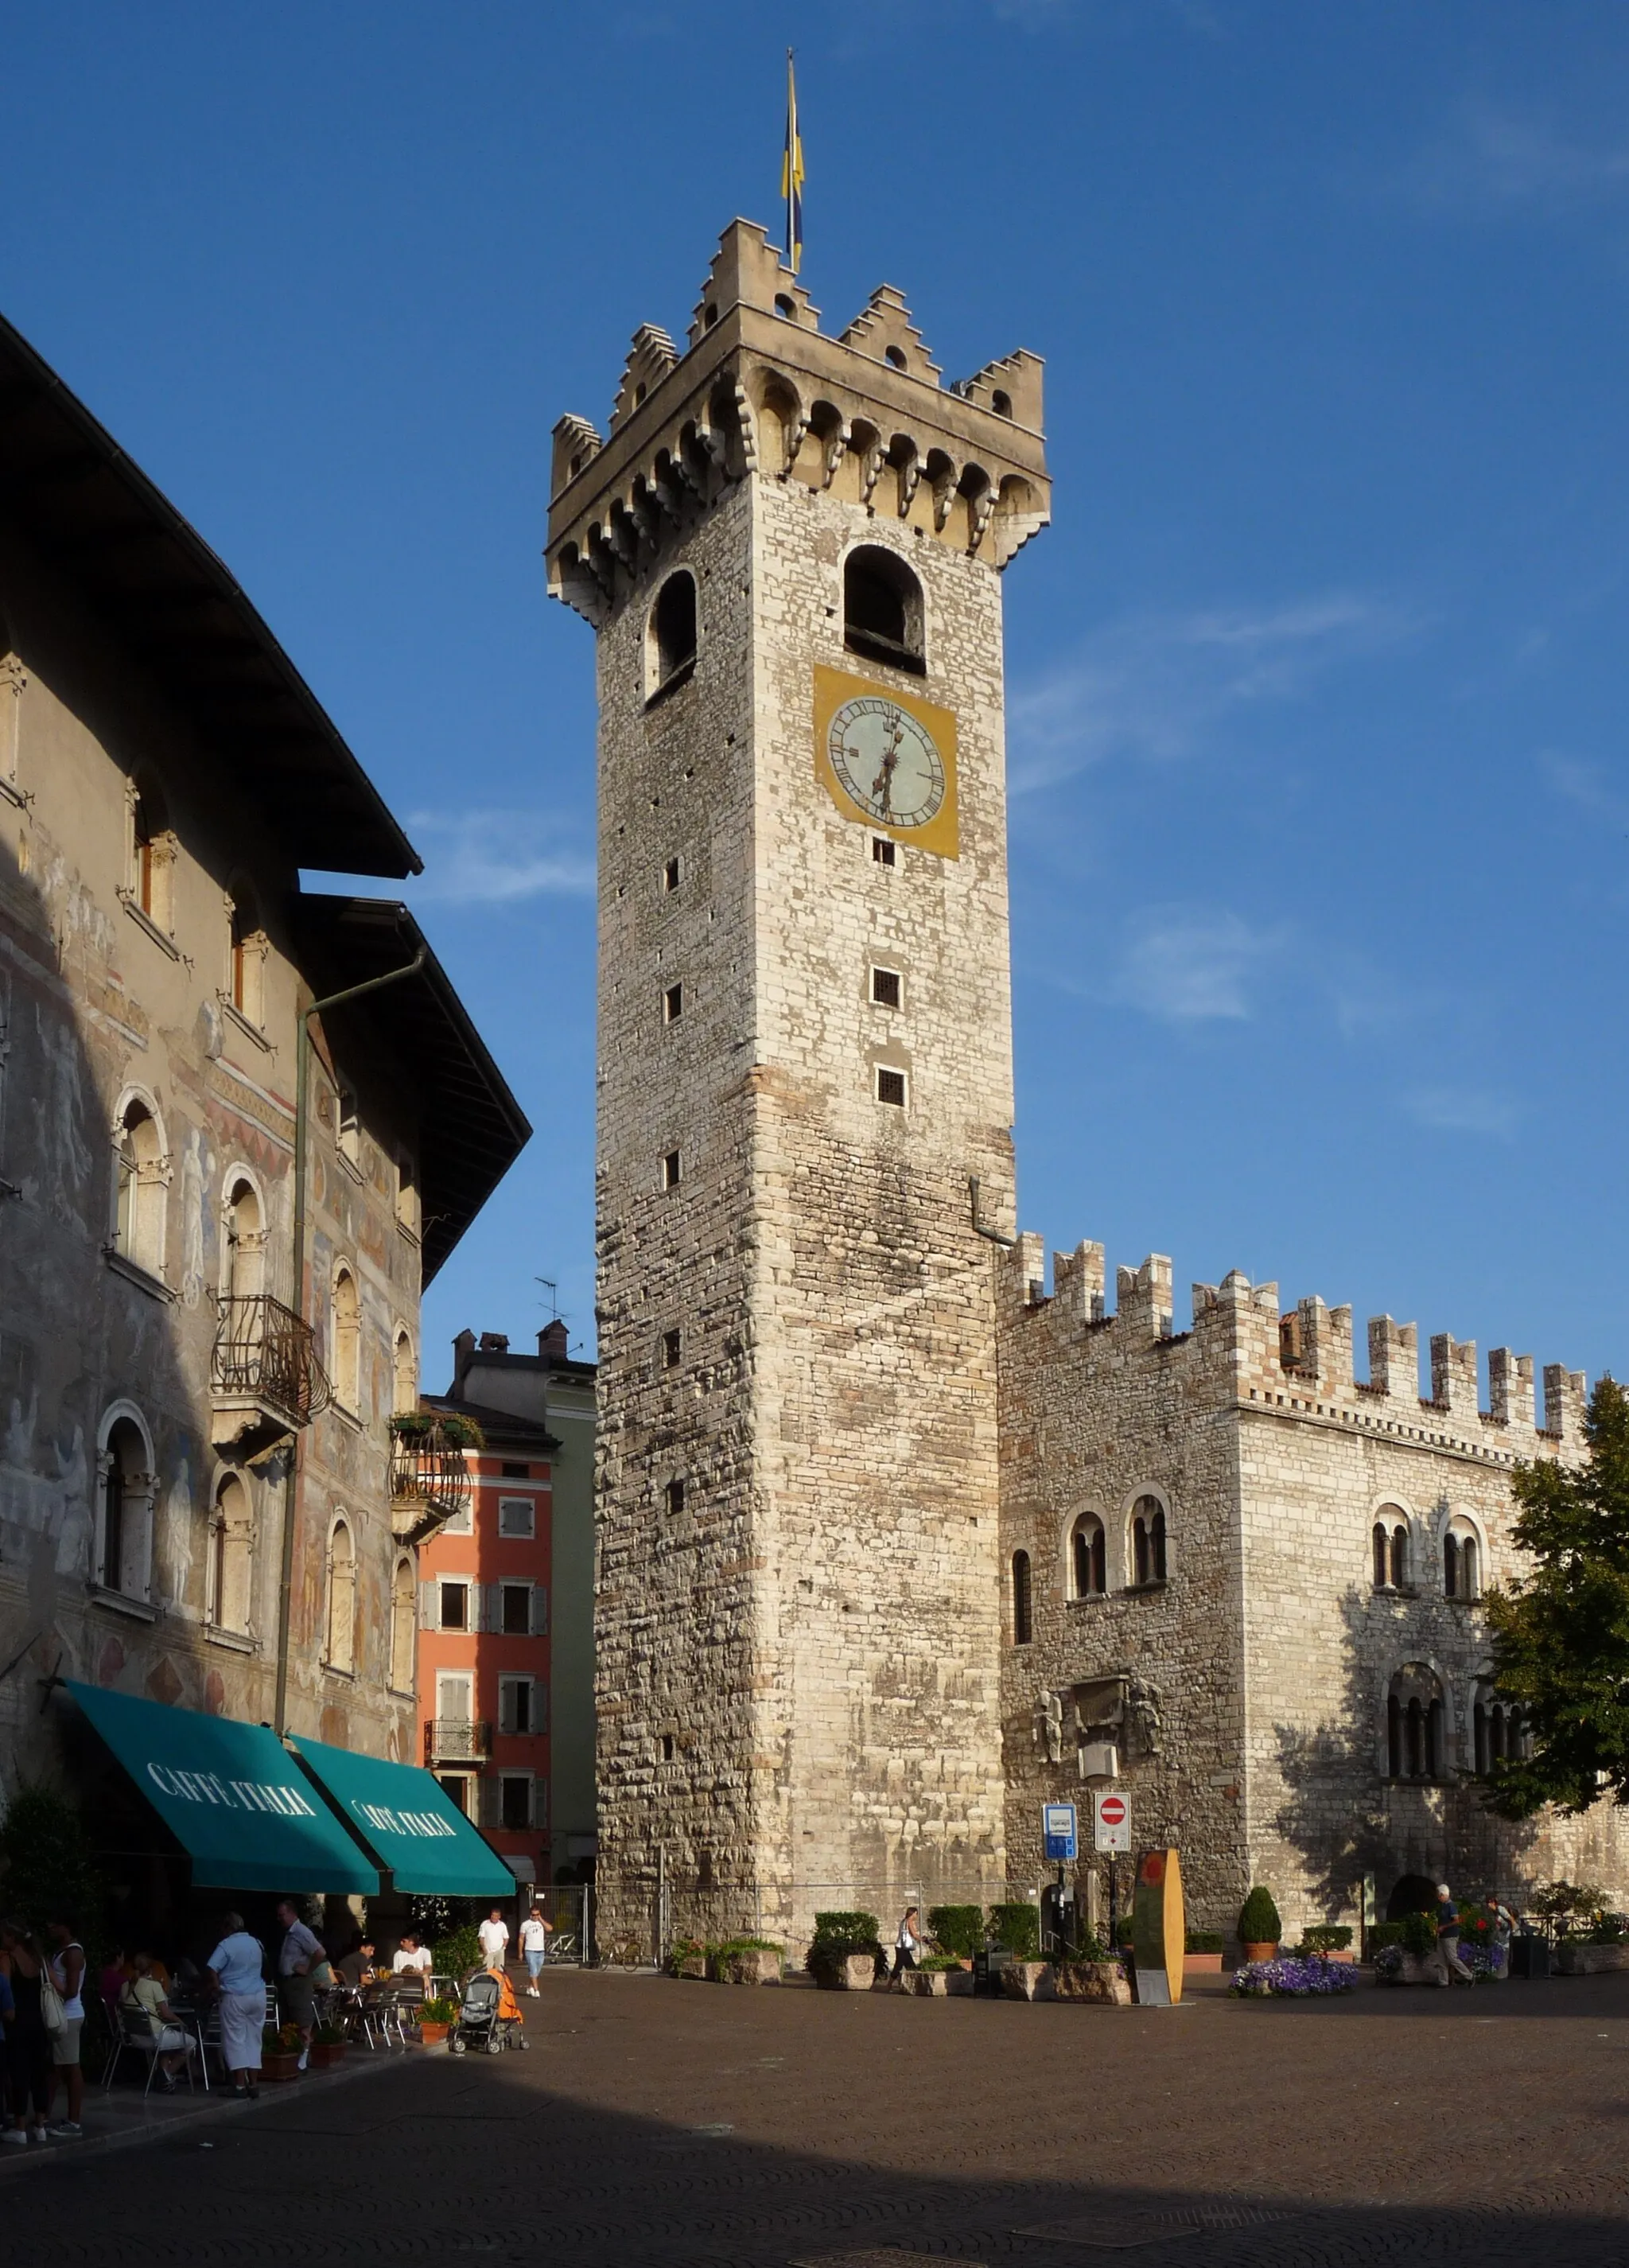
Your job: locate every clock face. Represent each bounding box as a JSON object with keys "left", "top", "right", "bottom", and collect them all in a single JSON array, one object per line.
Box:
[{"left": 827, "top": 696, "right": 947, "bottom": 830}]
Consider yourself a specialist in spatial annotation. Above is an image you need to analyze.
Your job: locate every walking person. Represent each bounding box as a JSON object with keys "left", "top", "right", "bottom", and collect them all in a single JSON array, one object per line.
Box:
[
  {"left": 519, "top": 1905, "right": 552, "bottom": 1997},
  {"left": 1484, "top": 1890, "right": 1517, "bottom": 1982},
  {"left": 892, "top": 1906, "right": 923, "bottom": 1986},
  {"left": 1435, "top": 1884, "right": 1474, "bottom": 1987},
  {"left": 44, "top": 1917, "right": 87, "bottom": 2137},
  {"left": 274, "top": 1898, "right": 324, "bottom": 2071},
  {"left": 206, "top": 1912, "right": 266, "bottom": 2099},
  {"left": 0, "top": 1922, "right": 50, "bottom": 2143},
  {"left": 478, "top": 1907, "right": 511, "bottom": 1975}
]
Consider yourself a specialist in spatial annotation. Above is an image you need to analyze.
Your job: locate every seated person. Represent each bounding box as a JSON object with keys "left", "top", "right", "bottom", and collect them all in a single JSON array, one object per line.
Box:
[
  {"left": 122, "top": 1953, "right": 196, "bottom": 2092},
  {"left": 391, "top": 1934, "right": 433, "bottom": 1977},
  {"left": 336, "top": 1937, "right": 376, "bottom": 1989},
  {"left": 99, "top": 1947, "right": 130, "bottom": 2012}
]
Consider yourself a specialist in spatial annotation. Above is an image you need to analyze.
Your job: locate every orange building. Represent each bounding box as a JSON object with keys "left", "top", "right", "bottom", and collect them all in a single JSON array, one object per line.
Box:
[{"left": 414, "top": 1334, "right": 561, "bottom": 1891}]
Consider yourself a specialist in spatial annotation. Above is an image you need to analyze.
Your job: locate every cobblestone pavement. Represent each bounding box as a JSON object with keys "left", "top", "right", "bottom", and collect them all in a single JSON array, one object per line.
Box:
[{"left": 7, "top": 1969, "right": 1629, "bottom": 2266}]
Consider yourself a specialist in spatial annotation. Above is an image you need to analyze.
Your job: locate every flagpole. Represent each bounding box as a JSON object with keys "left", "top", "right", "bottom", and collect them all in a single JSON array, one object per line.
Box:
[{"left": 782, "top": 47, "right": 803, "bottom": 276}]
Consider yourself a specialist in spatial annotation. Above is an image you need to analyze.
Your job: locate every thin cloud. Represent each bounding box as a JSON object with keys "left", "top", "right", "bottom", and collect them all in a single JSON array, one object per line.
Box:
[
  {"left": 407, "top": 811, "right": 595, "bottom": 905},
  {"left": 1403, "top": 1085, "right": 1520, "bottom": 1140},
  {"left": 1395, "top": 100, "right": 1629, "bottom": 219},
  {"left": 1009, "top": 593, "right": 1417, "bottom": 795},
  {"left": 1541, "top": 751, "right": 1629, "bottom": 828},
  {"left": 1112, "top": 906, "right": 1289, "bottom": 1024}
]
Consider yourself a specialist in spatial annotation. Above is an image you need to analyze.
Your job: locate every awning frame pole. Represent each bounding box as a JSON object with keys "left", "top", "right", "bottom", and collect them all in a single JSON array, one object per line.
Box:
[{"left": 273, "top": 947, "right": 427, "bottom": 1736}]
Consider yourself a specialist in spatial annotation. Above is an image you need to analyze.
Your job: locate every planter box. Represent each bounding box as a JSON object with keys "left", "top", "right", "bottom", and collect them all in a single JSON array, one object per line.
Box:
[
  {"left": 418, "top": 2021, "right": 450, "bottom": 2044},
  {"left": 260, "top": 2052, "right": 301, "bottom": 2083},
  {"left": 1376, "top": 1952, "right": 1439, "bottom": 1986},
  {"left": 1556, "top": 1941, "right": 1629, "bottom": 1975},
  {"left": 1182, "top": 1953, "right": 1223, "bottom": 1974},
  {"left": 716, "top": 1951, "right": 782, "bottom": 1986},
  {"left": 814, "top": 1952, "right": 879, "bottom": 1991},
  {"left": 1001, "top": 1961, "right": 1057, "bottom": 2002},
  {"left": 1242, "top": 1942, "right": 1277, "bottom": 1964},
  {"left": 900, "top": 1967, "right": 950, "bottom": 1996},
  {"left": 675, "top": 1955, "right": 708, "bottom": 1980},
  {"left": 308, "top": 2041, "right": 347, "bottom": 2068},
  {"left": 1055, "top": 1961, "right": 1133, "bottom": 2006}
]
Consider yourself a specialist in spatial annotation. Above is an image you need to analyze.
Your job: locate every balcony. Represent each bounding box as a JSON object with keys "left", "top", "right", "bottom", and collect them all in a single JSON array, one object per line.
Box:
[
  {"left": 211, "top": 1293, "right": 332, "bottom": 1453},
  {"left": 389, "top": 1410, "right": 482, "bottom": 1545},
  {"left": 425, "top": 1718, "right": 491, "bottom": 1765}
]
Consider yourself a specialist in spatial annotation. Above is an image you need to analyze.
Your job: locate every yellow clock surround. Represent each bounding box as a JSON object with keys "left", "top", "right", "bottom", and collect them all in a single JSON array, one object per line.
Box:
[{"left": 813, "top": 664, "right": 959, "bottom": 859}]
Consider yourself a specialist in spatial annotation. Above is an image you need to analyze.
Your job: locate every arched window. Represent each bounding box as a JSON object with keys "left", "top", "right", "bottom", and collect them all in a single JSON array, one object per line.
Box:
[
  {"left": 1070, "top": 1513, "right": 1106, "bottom": 1599},
  {"left": 113, "top": 1097, "right": 166, "bottom": 1277},
  {"left": 98, "top": 1414, "right": 155, "bottom": 1599},
  {"left": 325, "top": 1519, "right": 356, "bottom": 1674},
  {"left": 1130, "top": 1495, "right": 1167, "bottom": 1587},
  {"left": 332, "top": 1266, "right": 360, "bottom": 1413},
  {"left": 1011, "top": 1550, "right": 1032, "bottom": 1645},
  {"left": 222, "top": 1175, "right": 264, "bottom": 1304},
  {"left": 1473, "top": 1684, "right": 1526, "bottom": 1773},
  {"left": 226, "top": 876, "right": 267, "bottom": 1026},
  {"left": 1385, "top": 1663, "right": 1446, "bottom": 1782},
  {"left": 1373, "top": 1508, "right": 1409, "bottom": 1589},
  {"left": 209, "top": 1472, "right": 254, "bottom": 1634},
  {"left": 1444, "top": 1518, "right": 1479, "bottom": 1600},
  {"left": 393, "top": 1329, "right": 417, "bottom": 1417},
  {"left": 647, "top": 570, "right": 698, "bottom": 698},
  {"left": 843, "top": 546, "right": 925, "bottom": 675},
  {"left": 390, "top": 1555, "right": 417, "bottom": 1693}
]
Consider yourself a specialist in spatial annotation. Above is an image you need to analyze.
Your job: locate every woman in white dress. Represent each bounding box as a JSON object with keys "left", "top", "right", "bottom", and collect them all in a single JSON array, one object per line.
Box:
[{"left": 206, "top": 1913, "right": 266, "bottom": 2099}]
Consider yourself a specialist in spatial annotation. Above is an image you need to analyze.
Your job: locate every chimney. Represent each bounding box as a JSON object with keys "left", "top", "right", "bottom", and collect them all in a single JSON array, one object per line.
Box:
[
  {"left": 451, "top": 1328, "right": 476, "bottom": 1397},
  {"left": 479, "top": 1332, "right": 511, "bottom": 1355},
  {"left": 538, "top": 1319, "right": 570, "bottom": 1362}
]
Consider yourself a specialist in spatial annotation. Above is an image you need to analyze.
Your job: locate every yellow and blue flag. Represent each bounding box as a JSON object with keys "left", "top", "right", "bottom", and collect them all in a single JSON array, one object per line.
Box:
[{"left": 781, "top": 50, "right": 805, "bottom": 274}]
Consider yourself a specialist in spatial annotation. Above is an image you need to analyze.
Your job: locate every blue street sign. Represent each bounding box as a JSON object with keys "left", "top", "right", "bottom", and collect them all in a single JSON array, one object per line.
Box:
[{"left": 1042, "top": 1801, "right": 1078, "bottom": 1861}]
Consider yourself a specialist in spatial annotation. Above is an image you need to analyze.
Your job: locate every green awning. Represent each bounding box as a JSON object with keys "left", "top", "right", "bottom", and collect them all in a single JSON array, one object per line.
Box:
[
  {"left": 288, "top": 1734, "right": 515, "bottom": 1898},
  {"left": 67, "top": 1682, "right": 379, "bottom": 1895}
]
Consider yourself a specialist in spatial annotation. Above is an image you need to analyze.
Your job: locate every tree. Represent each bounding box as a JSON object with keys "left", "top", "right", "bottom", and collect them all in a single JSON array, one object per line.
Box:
[
  {"left": 0, "top": 1783, "right": 103, "bottom": 1940},
  {"left": 1483, "top": 1375, "right": 1629, "bottom": 1818}
]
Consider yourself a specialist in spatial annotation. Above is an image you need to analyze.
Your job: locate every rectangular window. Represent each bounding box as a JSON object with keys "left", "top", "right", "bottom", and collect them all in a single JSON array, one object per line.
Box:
[
  {"left": 441, "top": 1500, "right": 473, "bottom": 1536},
  {"left": 501, "top": 1461, "right": 531, "bottom": 1479},
  {"left": 662, "top": 1149, "right": 682, "bottom": 1190},
  {"left": 500, "top": 1774, "right": 533, "bottom": 1830},
  {"left": 664, "top": 1477, "right": 686, "bottom": 1517},
  {"left": 337, "top": 1084, "right": 361, "bottom": 1171},
  {"left": 661, "top": 1328, "right": 682, "bottom": 1370},
  {"left": 498, "top": 1675, "right": 535, "bottom": 1734},
  {"left": 498, "top": 1495, "right": 535, "bottom": 1539},
  {"left": 663, "top": 982, "right": 683, "bottom": 1024},
  {"left": 439, "top": 1581, "right": 468, "bottom": 1631},
  {"left": 435, "top": 1773, "right": 472, "bottom": 1815},
  {"left": 875, "top": 1067, "right": 908, "bottom": 1107},
  {"left": 871, "top": 835, "right": 896, "bottom": 869},
  {"left": 663, "top": 856, "right": 681, "bottom": 893},
  {"left": 870, "top": 967, "right": 902, "bottom": 1010},
  {"left": 500, "top": 1581, "right": 532, "bottom": 1636}
]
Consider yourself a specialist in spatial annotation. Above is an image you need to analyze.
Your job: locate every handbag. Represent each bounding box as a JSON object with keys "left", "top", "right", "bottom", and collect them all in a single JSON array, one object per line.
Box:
[{"left": 37, "top": 1967, "right": 67, "bottom": 2035}]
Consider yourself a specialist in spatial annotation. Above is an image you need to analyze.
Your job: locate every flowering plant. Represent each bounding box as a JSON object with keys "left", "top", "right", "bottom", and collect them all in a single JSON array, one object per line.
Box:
[
  {"left": 262, "top": 2021, "right": 305, "bottom": 2054},
  {"left": 1231, "top": 1955, "right": 1355, "bottom": 1998}
]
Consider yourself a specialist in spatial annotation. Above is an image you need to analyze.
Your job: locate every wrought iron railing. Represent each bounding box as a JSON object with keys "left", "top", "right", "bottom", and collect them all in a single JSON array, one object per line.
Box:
[
  {"left": 425, "top": 1718, "right": 491, "bottom": 1764},
  {"left": 211, "top": 1293, "right": 332, "bottom": 1427},
  {"left": 389, "top": 1416, "right": 475, "bottom": 1526}
]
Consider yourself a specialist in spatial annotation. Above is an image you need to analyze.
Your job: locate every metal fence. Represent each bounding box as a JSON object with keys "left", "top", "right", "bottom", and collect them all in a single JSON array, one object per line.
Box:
[{"left": 585, "top": 1879, "right": 1025, "bottom": 1970}]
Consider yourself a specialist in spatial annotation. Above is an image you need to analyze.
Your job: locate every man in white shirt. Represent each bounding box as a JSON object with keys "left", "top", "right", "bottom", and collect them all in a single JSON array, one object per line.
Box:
[
  {"left": 519, "top": 1906, "right": 552, "bottom": 1997},
  {"left": 391, "top": 1933, "right": 433, "bottom": 1976},
  {"left": 477, "top": 1908, "right": 510, "bottom": 1970}
]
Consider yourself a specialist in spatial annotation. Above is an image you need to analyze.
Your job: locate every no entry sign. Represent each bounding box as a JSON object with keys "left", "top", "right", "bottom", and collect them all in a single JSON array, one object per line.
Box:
[{"left": 1094, "top": 1791, "right": 1130, "bottom": 1853}]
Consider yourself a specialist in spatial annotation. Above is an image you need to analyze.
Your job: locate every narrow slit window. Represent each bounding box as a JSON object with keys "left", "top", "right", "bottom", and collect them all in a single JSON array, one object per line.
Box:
[
  {"left": 662, "top": 1149, "right": 682, "bottom": 1190},
  {"left": 663, "top": 857, "right": 681, "bottom": 893},
  {"left": 662, "top": 1328, "right": 682, "bottom": 1369},
  {"left": 663, "top": 982, "right": 683, "bottom": 1024},
  {"left": 664, "top": 1477, "right": 686, "bottom": 1516},
  {"left": 875, "top": 1067, "right": 907, "bottom": 1107},
  {"left": 1011, "top": 1550, "right": 1032, "bottom": 1645}
]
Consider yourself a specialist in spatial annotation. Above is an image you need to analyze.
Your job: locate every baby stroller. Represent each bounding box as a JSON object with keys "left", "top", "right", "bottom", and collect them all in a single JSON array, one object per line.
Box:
[{"left": 449, "top": 1966, "right": 529, "bottom": 2056}]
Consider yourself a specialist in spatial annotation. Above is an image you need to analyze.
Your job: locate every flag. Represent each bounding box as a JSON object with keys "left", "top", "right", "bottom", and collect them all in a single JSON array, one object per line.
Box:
[{"left": 780, "top": 50, "right": 805, "bottom": 274}]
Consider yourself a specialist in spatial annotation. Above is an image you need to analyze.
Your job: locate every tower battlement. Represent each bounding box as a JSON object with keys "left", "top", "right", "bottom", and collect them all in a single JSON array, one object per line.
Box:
[{"left": 546, "top": 219, "right": 1050, "bottom": 624}]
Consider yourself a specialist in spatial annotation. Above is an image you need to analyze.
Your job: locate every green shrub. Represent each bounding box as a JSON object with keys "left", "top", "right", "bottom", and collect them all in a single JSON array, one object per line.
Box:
[
  {"left": 918, "top": 1952, "right": 961, "bottom": 1972},
  {"left": 1297, "top": 1925, "right": 1353, "bottom": 1955},
  {"left": 1399, "top": 1911, "right": 1437, "bottom": 1958},
  {"left": 431, "top": 1924, "right": 482, "bottom": 1977},
  {"left": 1237, "top": 1885, "right": 1281, "bottom": 1943},
  {"left": 926, "top": 1904, "right": 985, "bottom": 1959},
  {"left": 0, "top": 1783, "right": 105, "bottom": 1955},
  {"left": 1366, "top": 1920, "right": 1404, "bottom": 1953},
  {"left": 666, "top": 1937, "right": 706, "bottom": 1974},
  {"left": 712, "top": 1938, "right": 783, "bottom": 1959},
  {"left": 419, "top": 1998, "right": 459, "bottom": 2025},
  {"left": 987, "top": 1903, "right": 1041, "bottom": 1960},
  {"left": 1184, "top": 1929, "right": 1225, "bottom": 1954},
  {"left": 1067, "top": 1934, "right": 1113, "bottom": 1963},
  {"left": 1114, "top": 1914, "right": 1136, "bottom": 1947},
  {"left": 809, "top": 1912, "right": 881, "bottom": 1972}
]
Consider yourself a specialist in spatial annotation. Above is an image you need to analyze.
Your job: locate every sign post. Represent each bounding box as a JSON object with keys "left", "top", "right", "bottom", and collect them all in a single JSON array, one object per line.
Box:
[
  {"left": 1040, "top": 1804, "right": 1078, "bottom": 1955},
  {"left": 1093, "top": 1792, "right": 1129, "bottom": 1958},
  {"left": 1042, "top": 1802, "right": 1078, "bottom": 1862}
]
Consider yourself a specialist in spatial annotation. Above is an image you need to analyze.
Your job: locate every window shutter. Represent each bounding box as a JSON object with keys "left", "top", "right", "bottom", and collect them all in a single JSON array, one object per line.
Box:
[
  {"left": 533, "top": 1776, "right": 549, "bottom": 1830},
  {"left": 535, "top": 1683, "right": 550, "bottom": 1735},
  {"left": 530, "top": 1584, "right": 549, "bottom": 1636},
  {"left": 497, "top": 1681, "right": 515, "bottom": 1736},
  {"left": 418, "top": 1581, "right": 438, "bottom": 1632},
  {"left": 477, "top": 1773, "right": 501, "bottom": 1829}
]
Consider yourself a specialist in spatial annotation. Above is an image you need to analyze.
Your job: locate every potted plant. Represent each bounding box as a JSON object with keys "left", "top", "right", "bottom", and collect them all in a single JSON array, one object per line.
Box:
[
  {"left": 1184, "top": 1929, "right": 1225, "bottom": 1974},
  {"left": 709, "top": 1937, "right": 783, "bottom": 1985},
  {"left": 309, "top": 2018, "right": 348, "bottom": 2069},
  {"left": 1238, "top": 1885, "right": 1281, "bottom": 1963},
  {"left": 808, "top": 1911, "right": 882, "bottom": 1990},
  {"left": 1371, "top": 1910, "right": 1438, "bottom": 1984},
  {"left": 1055, "top": 1935, "right": 1133, "bottom": 2006},
  {"left": 1296, "top": 1925, "right": 1355, "bottom": 1966},
  {"left": 261, "top": 2021, "right": 305, "bottom": 2082},
  {"left": 900, "top": 1952, "right": 974, "bottom": 1997},
  {"left": 417, "top": 1995, "right": 458, "bottom": 2044},
  {"left": 667, "top": 1937, "right": 709, "bottom": 1980},
  {"left": 926, "top": 1904, "right": 984, "bottom": 1969}
]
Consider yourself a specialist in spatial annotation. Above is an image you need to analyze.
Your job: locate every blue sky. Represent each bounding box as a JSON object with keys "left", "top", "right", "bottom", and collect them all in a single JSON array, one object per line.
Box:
[{"left": 6, "top": 4, "right": 1628, "bottom": 1395}]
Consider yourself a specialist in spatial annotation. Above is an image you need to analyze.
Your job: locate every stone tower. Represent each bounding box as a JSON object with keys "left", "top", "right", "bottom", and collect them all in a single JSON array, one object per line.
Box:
[{"left": 546, "top": 220, "right": 1049, "bottom": 1947}]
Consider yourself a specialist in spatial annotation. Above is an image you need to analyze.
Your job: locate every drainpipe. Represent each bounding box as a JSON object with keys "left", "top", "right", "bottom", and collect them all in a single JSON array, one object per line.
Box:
[
  {"left": 273, "top": 947, "right": 427, "bottom": 1735},
  {"left": 968, "top": 1176, "right": 1017, "bottom": 1248}
]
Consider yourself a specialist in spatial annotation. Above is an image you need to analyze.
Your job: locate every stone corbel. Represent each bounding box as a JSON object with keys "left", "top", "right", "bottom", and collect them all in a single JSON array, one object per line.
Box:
[
  {"left": 733, "top": 379, "right": 759, "bottom": 475},
  {"left": 967, "top": 487, "right": 997, "bottom": 554},
  {"left": 783, "top": 408, "right": 810, "bottom": 476},
  {"left": 859, "top": 439, "right": 886, "bottom": 507},
  {"left": 822, "top": 422, "right": 849, "bottom": 490},
  {"left": 896, "top": 454, "right": 920, "bottom": 518},
  {"left": 932, "top": 458, "right": 961, "bottom": 532}
]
